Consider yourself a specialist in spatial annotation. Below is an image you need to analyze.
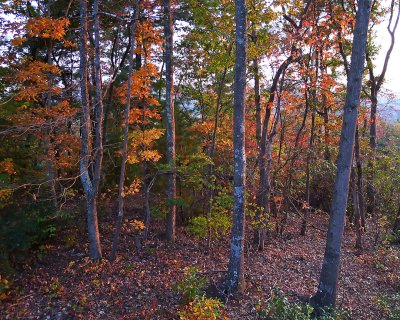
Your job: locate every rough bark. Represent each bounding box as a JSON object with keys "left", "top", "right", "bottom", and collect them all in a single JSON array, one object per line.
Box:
[
  {"left": 164, "top": 0, "right": 177, "bottom": 241},
  {"left": 312, "top": 0, "right": 371, "bottom": 309},
  {"left": 226, "top": 0, "right": 247, "bottom": 293}
]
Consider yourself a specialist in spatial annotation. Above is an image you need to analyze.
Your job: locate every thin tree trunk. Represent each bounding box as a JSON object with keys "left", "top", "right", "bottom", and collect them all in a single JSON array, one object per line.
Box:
[
  {"left": 254, "top": 57, "right": 293, "bottom": 249},
  {"left": 207, "top": 66, "right": 229, "bottom": 247},
  {"left": 354, "top": 125, "right": 366, "bottom": 229},
  {"left": 45, "top": 40, "right": 58, "bottom": 209},
  {"left": 110, "top": 3, "right": 140, "bottom": 261},
  {"left": 259, "top": 73, "right": 284, "bottom": 249},
  {"left": 226, "top": 0, "right": 247, "bottom": 293},
  {"left": 366, "top": 92, "right": 377, "bottom": 215},
  {"left": 164, "top": 0, "right": 177, "bottom": 241},
  {"left": 79, "top": 0, "right": 102, "bottom": 260},
  {"left": 301, "top": 101, "right": 315, "bottom": 236},
  {"left": 393, "top": 203, "right": 400, "bottom": 242},
  {"left": 351, "top": 165, "right": 363, "bottom": 249},
  {"left": 301, "top": 51, "right": 318, "bottom": 236},
  {"left": 312, "top": 0, "right": 371, "bottom": 309}
]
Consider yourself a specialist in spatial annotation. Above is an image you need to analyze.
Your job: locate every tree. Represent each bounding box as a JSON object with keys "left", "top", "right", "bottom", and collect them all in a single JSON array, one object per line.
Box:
[
  {"left": 312, "top": 0, "right": 371, "bottom": 309},
  {"left": 78, "top": 0, "right": 104, "bottom": 260},
  {"left": 164, "top": 0, "right": 177, "bottom": 241},
  {"left": 226, "top": 0, "right": 247, "bottom": 293},
  {"left": 110, "top": 0, "right": 141, "bottom": 262},
  {"left": 365, "top": 0, "right": 400, "bottom": 216}
]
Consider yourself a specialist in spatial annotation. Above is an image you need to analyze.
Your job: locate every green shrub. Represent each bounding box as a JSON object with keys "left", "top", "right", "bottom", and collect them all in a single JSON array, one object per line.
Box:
[
  {"left": 376, "top": 292, "right": 400, "bottom": 319},
  {"left": 174, "top": 267, "right": 207, "bottom": 302},
  {"left": 0, "top": 201, "right": 71, "bottom": 274},
  {"left": 188, "top": 188, "right": 232, "bottom": 240},
  {"left": 257, "top": 288, "right": 350, "bottom": 320}
]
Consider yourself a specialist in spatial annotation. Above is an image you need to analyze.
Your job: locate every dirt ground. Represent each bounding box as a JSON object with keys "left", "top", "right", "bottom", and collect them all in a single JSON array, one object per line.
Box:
[{"left": 1, "top": 203, "right": 399, "bottom": 319}]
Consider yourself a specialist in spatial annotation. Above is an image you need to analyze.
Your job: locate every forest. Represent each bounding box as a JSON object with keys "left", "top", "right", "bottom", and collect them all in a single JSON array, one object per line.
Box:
[{"left": 0, "top": 0, "right": 400, "bottom": 319}]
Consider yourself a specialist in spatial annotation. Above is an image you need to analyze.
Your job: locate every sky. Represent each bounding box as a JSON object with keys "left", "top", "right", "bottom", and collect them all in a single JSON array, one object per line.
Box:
[
  {"left": 371, "top": 0, "right": 400, "bottom": 120},
  {"left": 375, "top": 1, "right": 400, "bottom": 95}
]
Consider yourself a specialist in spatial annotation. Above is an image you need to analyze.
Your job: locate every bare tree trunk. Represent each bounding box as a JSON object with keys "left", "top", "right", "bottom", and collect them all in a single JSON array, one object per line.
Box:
[
  {"left": 366, "top": 92, "right": 377, "bottom": 215},
  {"left": 301, "top": 101, "right": 315, "bottom": 236},
  {"left": 164, "top": 0, "right": 177, "bottom": 241},
  {"left": 207, "top": 66, "right": 230, "bottom": 246},
  {"left": 78, "top": 0, "right": 104, "bottom": 260},
  {"left": 301, "top": 52, "right": 318, "bottom": 237},
  {"left": 393, "top": 203, "right": 400, "bottom": 241},
  {"left": 259, "top": 75, "right": 284, "bottom": 249},
  {"left": 354, "top": 126, "right": 366, "bottom": 229},
  {"left": 45, "top": 40, "right": 58, "bottom": 209},
  {"left": 226, "top": 0, "right": 247, "bottom": 293},
  {"left": 254, "top": 57, "right": 292, "bottom": 249},
  {"left": 351, "top": 165, "right": 363, "bottom": 249},
  {"left": 110, "top": 3, "right": 140, "bottom": 261},
  {"left": 312, "top": 0, "right": 371, "bottom": 309}
]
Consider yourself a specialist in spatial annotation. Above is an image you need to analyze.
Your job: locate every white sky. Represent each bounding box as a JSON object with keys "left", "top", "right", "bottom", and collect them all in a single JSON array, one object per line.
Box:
[{"left": 374, "top": 1, "right": 400, "bottom": 95}]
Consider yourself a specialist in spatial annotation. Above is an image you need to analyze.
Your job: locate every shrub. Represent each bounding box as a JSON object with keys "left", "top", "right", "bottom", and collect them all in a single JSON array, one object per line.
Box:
[
  {"left": 0, "top": 201, "right": 71, "bottom": 274},
  {"left": 188, "top": 188, "right": 232, "bottom": 240},
  {"left": 375, "top": 292, "right": 400, "bottom": 319},
  {"left": 174, "top": 267, "right": 207, "bottom": 302},
  {"left": 178, "top": 295, "right": 228, "bottom": 320},
  {"left": 257, "top": 288, "right": 350, "bottom": 320}
]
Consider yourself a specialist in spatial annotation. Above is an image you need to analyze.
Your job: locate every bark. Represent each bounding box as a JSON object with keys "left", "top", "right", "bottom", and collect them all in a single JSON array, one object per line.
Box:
[
  {"left": 226, "top": 0, "right": 247, "bottom": 293},
  {"left": 312, "top": 0, "right": 371, "bottom": 309},
  {"left": 110, "top": 3, "right": 140, "bottom": 262},
  {"left": 164, "top": 0, "right": 177, "bottom": 241}
]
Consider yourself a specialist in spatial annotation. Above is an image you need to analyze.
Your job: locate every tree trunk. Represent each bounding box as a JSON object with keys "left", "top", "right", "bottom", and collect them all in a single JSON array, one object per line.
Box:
[
  {"left": 354, "top": 125, "right": 366, "bottom": 229},
  {"left": 254, "top": 57, "right": 292, "bottom": 249},
  {"left": 351, "top": 166, "right": 363, "bottom": 249},
  {"left": 226, "top": 0, "right": 247, "bottom": 293},
  {"left": 393, "top": 203, "right": 400, "bottom": 242},
  {"left": 366, "top": 93, "right": 377, "bottom": 215},
  {"left": 45, "top": 40, "right": 58, "bottom": 209},
  {"left": 312, "top": 0, "right": 371, "bottom": 309},
  {"left": 164, "top": 0, "right": 177, "bottom": 241},
  {"left": 110, "top": 3, "right": 140, "bottom": 262},
  {"left": 301, "top": 52, "right": 318, "bottom": 237},
  {"left": 78, "top": 0, "right": 104, "bottom": 260}
]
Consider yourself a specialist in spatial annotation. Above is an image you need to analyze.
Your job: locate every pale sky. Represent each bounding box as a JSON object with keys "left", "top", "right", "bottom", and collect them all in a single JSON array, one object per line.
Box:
[{"left": 375, "top": 1, "right": 400, "bottom": 95}]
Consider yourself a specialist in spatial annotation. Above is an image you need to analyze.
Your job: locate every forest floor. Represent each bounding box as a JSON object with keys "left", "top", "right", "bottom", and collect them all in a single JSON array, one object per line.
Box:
[{"left": 1, "top": 198, "right": 399, "bottom": 320}]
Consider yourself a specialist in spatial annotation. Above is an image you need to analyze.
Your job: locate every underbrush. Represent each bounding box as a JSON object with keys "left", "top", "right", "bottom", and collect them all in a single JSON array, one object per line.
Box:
[
  {"left": 174, "top": 267, "right": 228, "bottom": 320},
  {"left": 257, "top": 288, "right": 350, "bottom": 320},
  {"left": 0, "top": 200, "right": 76, "bottom": 299}
]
